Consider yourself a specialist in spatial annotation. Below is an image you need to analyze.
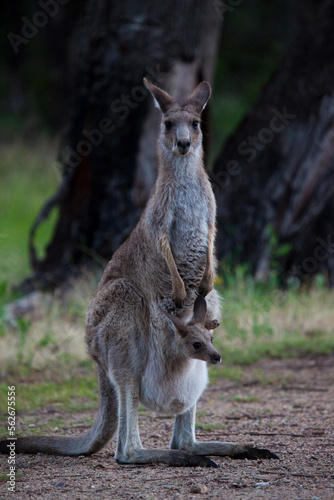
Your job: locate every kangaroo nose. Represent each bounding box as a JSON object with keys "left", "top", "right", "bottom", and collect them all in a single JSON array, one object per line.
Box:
[
  {"left": 212, "top": 353, "right": 221, "bottom": 364},
  {"left": 177, "top": 139, "right": 191, "bottom": 155}
]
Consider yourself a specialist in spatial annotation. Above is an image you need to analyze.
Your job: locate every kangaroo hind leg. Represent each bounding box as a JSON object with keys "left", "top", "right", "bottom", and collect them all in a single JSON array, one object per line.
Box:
[
  {"left": 171, "top": 404, "right": 279, "bottom": 460},
  {"left": 114, "top": 383, "right": 217, "bottom": 467}
]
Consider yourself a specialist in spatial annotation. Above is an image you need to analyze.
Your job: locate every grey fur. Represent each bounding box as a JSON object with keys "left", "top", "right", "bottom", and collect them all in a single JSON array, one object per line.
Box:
[{"left": 0, "top": 81, "right": 278, "bottom": 465}]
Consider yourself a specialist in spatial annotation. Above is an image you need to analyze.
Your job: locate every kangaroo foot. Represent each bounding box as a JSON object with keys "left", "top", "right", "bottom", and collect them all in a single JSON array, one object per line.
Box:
[
  {"left": 116, "top": 449, "right": 218, "bottom": 467},
  {"left": 230, "top": 446, "right": 279, "bottom": 460}
]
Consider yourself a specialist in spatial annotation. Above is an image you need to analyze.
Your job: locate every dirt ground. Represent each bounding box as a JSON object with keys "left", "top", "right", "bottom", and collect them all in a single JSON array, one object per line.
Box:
[{"left": 1, "top": 355, "right": 333, "bottom": 499}]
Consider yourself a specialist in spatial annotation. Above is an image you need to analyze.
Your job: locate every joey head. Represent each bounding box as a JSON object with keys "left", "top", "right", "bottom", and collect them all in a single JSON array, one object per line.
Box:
[{"left": 163, "top": 295, "right": 221, "bottom": 365}]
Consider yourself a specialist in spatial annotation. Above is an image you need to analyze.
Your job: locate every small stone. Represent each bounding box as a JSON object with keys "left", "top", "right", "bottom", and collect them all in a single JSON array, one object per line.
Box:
[
  {"left": 190, "top": 484, "right": 208, "bottom": 494},
  {"left": 255, "top": 481, "right": 270, "bottom": 487},
  {"left": 55, "top": 482, "right": 64, "bottom": 487},
  {"left": 28, "top": 424, "right": 35, "bottom": 428}
]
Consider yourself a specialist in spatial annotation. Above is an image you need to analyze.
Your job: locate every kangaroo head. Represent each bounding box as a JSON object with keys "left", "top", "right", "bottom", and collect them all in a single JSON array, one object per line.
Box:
[
  {"left": 162, "top": 295, "right": 221, "bottom": 365},
  {"left": 144, "top": 78, "right": 211, "bottom": 157}
]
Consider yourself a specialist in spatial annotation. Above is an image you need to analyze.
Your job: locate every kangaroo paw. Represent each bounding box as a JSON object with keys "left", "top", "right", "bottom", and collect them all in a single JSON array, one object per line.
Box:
[
  {"left": 172, "top": 287, "right": 186, "bottom": 309},
  {"left": 205, "top": 319, "right": 219, "bottom": 330},
  {"left": 198, "top": 277, "right": 214, "bottom": 298}
]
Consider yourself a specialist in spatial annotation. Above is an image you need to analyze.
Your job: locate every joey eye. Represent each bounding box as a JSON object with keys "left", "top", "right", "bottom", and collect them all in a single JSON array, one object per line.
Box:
[
  {"left": 165, "top": 121, "right": 172, "bottom": 131},
  {"left": 192, "top": 121, "right": 199, "bottom": 129},
  {"left": 193, "top": 342, "right": 202, "bottom": 350}
]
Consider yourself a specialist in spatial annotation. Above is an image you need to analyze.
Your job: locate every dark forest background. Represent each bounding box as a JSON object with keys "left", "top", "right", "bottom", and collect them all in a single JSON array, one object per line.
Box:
[{"left": 1, "top": 0, "right": 333, "bottom": 291}]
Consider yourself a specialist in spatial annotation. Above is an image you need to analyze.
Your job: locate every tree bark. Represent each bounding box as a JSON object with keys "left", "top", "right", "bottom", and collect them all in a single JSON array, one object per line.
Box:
[
  {"left": 23, "top": 0, "right": 221, "bottom": 291},
  {"left": 212, "top": 0, "right": 334, "bottom": 287}
]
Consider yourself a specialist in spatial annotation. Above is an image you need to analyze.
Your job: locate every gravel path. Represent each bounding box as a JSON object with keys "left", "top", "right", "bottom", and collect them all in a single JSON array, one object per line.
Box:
[{"left": 1, "top": 356, "right": 333, "bottom": 499}]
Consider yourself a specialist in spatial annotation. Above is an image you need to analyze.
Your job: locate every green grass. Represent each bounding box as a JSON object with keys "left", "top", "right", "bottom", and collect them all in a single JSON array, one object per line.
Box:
[
  {"left": 0, "top": 371, "right": 99, "bottom": 438},
  {"left": 195, "top": 422, "right": 225, "bottom": 432},
  {"left": 0, "top": 373, "right": 98, "bottom": 414},
  {"left": 230, "top": 395, "right": 261, "bottom": 403},
  {"left": 0, "top": 137, "right": 59, "bottom": 283},
  {"left": 209, "top": 268, "right": 334, "bottom": 367},
  {"left": 0, "top": 410, "right": 96, "bottom": 439}
]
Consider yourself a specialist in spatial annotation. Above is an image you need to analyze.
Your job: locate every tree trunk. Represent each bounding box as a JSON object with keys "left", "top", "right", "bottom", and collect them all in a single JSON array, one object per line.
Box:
[
  {"left": 23, "top": 0, "right": 221, "bottom": 291},
  {"left": 212, "top": 0, "right": 334, "bottom": 287}
]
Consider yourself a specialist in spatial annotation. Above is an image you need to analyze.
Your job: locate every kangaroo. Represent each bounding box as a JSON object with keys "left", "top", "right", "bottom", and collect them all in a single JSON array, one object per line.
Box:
[{"left": 0, "top": 80, "right": 278, "bottom": 465}]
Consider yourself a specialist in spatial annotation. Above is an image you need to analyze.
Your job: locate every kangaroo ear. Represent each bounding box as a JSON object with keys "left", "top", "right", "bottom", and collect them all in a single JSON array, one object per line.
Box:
[
  {"left": 144, "top": 78, "right": 175, "bottom": 113},
  {"left": 189, "top": 295, "right": 207, "bottom": 326},
  {"left": 187, "top": 81, "right": 211, "bottom": 114},
  {"left": 161, "top": 308, "right": 188, "bottom": 337}
]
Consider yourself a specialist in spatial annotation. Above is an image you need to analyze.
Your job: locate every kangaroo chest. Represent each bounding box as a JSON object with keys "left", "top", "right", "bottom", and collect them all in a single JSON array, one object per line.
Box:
[
  {"left": 139, "top": 347, "right": 208, "bottom": 415},
  {"left": 169, "top": 181, "right": 210, "bottom": 280}
]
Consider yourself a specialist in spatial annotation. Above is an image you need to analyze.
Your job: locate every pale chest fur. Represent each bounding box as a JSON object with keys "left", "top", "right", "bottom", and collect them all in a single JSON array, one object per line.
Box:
[{"left": 139, "top": 338, "right": 208, "bottom": 415}]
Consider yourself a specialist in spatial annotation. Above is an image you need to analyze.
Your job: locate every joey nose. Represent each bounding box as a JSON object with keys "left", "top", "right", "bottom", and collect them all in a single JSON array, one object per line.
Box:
[
  {"left": 212, "top": 353, "right": 221, "bottom": 364},
  {"left": 177, "top": 139, "right": 191, "bottom": 155}
]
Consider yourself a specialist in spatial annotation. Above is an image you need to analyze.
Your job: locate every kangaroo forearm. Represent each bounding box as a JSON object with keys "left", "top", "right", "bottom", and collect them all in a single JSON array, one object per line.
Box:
[
  {"left": 199, "top": 231, "right": 215, "bottom": 295},
  {"left": 206, "top": 230, "right": 215, "bottom": 278},
  {"left": 159, "top": 234, "right": 186, "bottom": 306},
  {"left": 159, "top": 234, "right": 183, "bottom": 286}
]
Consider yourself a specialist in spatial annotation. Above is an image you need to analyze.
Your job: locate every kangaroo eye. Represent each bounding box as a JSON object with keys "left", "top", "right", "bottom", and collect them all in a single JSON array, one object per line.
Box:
[
  {"left": 193, "top": 342, "right": 202, "bottom": 350},
  {"left": 192, "top": 121, "right": 199, "bottom": 129},
  {"left": 165, "top": 121, "right": 172, "bottom": 131}
]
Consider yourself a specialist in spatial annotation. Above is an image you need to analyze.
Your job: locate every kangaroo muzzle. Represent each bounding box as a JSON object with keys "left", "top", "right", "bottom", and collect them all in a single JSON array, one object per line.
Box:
[
  {"left": 176, "top": 138, "right": 191, "bottom": 155},
  {"left": 210, "top": 351, "right": 221, "bottom": 365}
]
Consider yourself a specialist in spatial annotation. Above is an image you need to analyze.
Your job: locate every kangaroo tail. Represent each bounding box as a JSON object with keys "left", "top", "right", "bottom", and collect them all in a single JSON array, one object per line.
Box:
[{"left": 0, "top": 367, "right": 117, "bottom": 456}]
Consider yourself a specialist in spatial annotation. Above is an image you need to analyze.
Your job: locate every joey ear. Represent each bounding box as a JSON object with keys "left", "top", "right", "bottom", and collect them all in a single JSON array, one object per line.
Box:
[
  {"left": 160, "top": 308, "right": 188, "bottom": 337},
  {"left": 190, "top": 295, "right": 207, "bottom": 326},
  {"left": 187, "top": 81, "right": 211, "bottom": 114},
  {"left": 143, "top": 78, "right": 175, "bottom": 113}
]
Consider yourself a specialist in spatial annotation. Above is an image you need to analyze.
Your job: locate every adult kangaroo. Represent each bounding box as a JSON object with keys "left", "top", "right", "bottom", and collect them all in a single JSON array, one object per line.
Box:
[{"left": 0, "top": 80, "right": 278, "bottom": 465}]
